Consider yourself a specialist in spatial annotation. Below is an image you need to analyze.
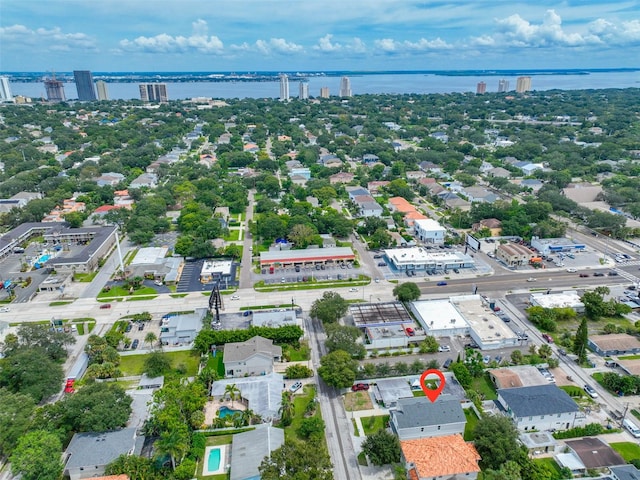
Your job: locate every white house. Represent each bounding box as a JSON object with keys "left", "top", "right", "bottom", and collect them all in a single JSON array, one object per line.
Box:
[
  {"left": 224, "top": 336, "right": 282, "bottom": 378},
  {"left": 497, "top": 384, "right": 585, "bottom": 431},
  {"left": 390, "top": 395, "right": 466, "bottom": 440},
  {"left": 413, "top": 219, "right": 446, "bottom": 245}
]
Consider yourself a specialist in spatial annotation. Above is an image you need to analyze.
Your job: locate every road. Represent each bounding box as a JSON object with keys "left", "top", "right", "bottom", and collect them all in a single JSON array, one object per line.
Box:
[
  {"left": 239, "top": 189, "right": 255, "bottom": 289},
  {"left": 305, "top": 315, "right": 362, "bottom": 480}
]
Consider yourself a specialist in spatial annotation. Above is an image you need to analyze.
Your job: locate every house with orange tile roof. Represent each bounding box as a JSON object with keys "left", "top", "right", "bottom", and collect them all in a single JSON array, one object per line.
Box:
[
  {"left": 388, "top": 196, "right": 415, "bottom": 214},
  {"left": 403, "top": 210, "right": 427, "bottom": 228},
  {"left": 401, "top": 434, "right": 481, "bottom": 480},
  {"left": 42, "top": 198, "right": 86, "bottom": 222}
]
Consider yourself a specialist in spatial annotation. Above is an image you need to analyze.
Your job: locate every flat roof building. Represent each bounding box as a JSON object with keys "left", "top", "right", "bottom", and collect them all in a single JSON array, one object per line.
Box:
[
  {"left": 588, "top": 333, "right": 640, "bottom": 357},
  {"left": 384, "top": 247, "right": 475, "bottom": 272},
  {"left": 530, "top": 291, "right": 585, "bottom": 312},
  {"left": 200, "top": 259, "right": 233, "bottom": 283},
  {"left": 530, "top": 237, "right": 586, "bottom": 255},
  {"left": 259, "top": 247, "right": 355, "bottom": 267}
]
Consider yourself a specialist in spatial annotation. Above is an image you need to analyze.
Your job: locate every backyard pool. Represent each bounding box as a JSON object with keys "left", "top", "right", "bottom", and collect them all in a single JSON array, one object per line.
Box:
[
  {"left": 218, "top": 405, "right": 242, "bottom": 418},
  {"left": 203, "top": 445, "right": 227, "bottom": 476}
]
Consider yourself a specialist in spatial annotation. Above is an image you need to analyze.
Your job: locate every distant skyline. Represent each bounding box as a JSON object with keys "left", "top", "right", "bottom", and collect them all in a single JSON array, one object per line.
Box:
[{"left": 1, "top": 1, "right": 639, "bottom": 72}]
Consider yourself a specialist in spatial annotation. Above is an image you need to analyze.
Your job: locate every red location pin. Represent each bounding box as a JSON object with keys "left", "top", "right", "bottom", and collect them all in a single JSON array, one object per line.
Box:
[{"left": 419, "top": 369, "right": 446, "bottom": 403}]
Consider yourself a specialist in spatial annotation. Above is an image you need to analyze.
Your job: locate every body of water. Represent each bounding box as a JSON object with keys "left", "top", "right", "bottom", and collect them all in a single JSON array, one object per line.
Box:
[{"left": 8, "top": 71, "right": 640, "bottom": 100}]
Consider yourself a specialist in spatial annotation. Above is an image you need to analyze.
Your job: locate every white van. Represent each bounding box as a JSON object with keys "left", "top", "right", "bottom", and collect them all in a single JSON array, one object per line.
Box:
[{"left": 623, "top": 419, "right": 640, "bottom": 438}]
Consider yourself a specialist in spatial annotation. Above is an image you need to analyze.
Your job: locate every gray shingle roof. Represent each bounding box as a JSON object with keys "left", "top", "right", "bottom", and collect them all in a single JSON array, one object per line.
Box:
[
  {"left": 223, "top": 336, "right": 282, "bottom": 363},
  {"left": 392, "top": 395, "right": 465, "bottom": 429},
  {"left": 230, "top": 425, "right": 284, "bottom": 480},
  {"left": 65, "top": 428, "right": 139, "bottom": 469},
  {"left": 498, "top": 384, "right": 579, "bottom": 417}
]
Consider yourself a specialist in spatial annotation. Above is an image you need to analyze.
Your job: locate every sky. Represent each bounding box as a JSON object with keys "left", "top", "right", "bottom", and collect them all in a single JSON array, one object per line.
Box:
[{"left": 1, "top": 0, "right": 639, "bottom": 72}]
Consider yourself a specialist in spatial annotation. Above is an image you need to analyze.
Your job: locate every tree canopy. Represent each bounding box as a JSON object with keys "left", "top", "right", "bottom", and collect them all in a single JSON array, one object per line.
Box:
[
  {"left": 318, "top": 350, "right": 358, "bottom": 388},
  {"left": 310, "top": 291, "right": 349, "bottom": 324}
]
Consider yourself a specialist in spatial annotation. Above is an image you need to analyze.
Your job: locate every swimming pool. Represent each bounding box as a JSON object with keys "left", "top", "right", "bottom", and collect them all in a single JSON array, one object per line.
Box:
[
  {"left": 218, "top": 405, "right": 242, "bottom": 418},
  {"left": 208, "top": 447, "right": 221, "bottom": 471},
  {"left": 203, "top": 445, "right": 227, "bottom": 476}
]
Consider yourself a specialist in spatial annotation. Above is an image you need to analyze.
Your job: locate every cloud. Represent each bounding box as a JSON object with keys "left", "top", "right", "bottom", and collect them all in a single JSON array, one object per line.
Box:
[
  {"left": 0, "top": 24, "right": 96, "bottom": 50},
  {"left": 587, "top": 18, "right": 640, "bottom": 44},
  {"left": 119, "top": 19, "right": 224, "bottom": 54},
  {"left": 373, "top": 37, "right": 452, "bottom": 53},
  {"left": 313, "top": 34, "right": 367, "bottom": 53},
  {"left": 255, "top": 38, "right": 304, "bottom": 55}
]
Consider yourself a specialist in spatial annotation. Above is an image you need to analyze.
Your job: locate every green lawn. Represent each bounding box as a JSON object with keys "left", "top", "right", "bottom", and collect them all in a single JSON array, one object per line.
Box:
[
  {"left": 206, "top": 435, "right": 233, "bottom": 446},
  {"left": 223, "top": 230, "right": 240, "bottom": 241},
  {"left": 619, "top": 354, "right": 640, "bottom": 360},
  {"left": 357, "top": 451, "right": 368, "bottom": 466},
  {"left": 119, "top": 350, "right": 200, "bottom": 376},
  {"left": 98, "top": 286, "right": 157, "bottom": 299},
  {"left": 73, "top": 272, "right": 98, "bottom": 282},
  {"left": 361, "top": 415, "right": 389, "bottom": 436},
  {"left": 632, "top": 409, "right": 640, "bottom": 421},
  {"left": 463, "top": 408, "right": 479, "bottom": 441},
  {"left": 206, "top": 352, "right": 226, "bottom": 377},
  {"left": 472, "top": 373, "right": 497, "bottom": 400},
  {"left": 610, "top": 442, "right": 640, "bottom": 461},
  {"left": 282, "top": 342, "right": 310, "bottom": 361},
  {"left": 284, "top": 385, "right": 319, "bottom": 442},
  {"left": 532, "top": 457, "right": 564, "bottom": 479},
  {"left": 50, "top": 301, "right": 73, "bottom": 306}
]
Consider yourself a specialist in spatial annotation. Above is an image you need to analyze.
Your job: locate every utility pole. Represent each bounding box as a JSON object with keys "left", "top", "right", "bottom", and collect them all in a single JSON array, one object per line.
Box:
[{"left": 620, "top": 402, "right": 630, "bottom": 428}]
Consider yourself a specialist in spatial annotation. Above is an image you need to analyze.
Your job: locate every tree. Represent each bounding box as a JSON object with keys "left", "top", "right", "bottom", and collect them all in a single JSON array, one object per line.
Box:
[
  {"left": 310, "top": 291, "right": 348, "bottom": 324},
  {"left": 3, "top": 323, "right": 75, "bottom": 361},
  {"left": 155, "top": 424, "right": 190, "bottom": 471},
  {"left": 224, "top": 383, "right": 241, "bottom": 407},
  {"left": 10, "top": 430, "right": 63, "bottom": 480},
  {"left": 418, "top": 335, "right": 439, "bottom": 354},
  {"left": 288, "top": 223, "right": 316, "bottom": 248},
  {"left": 285, "top": 364, "right": 313, "bottom": 379},
  {"left": 144, "top": 351, "right": 172, "bottom": 377},
  {"left": 105, "top": 454, "right": 160, "bottom": 480},
  {"left": 538, "top": 344, "right": 553, "bottom": 359},
  {"left": 297, "top": 416, "right": 325, "bottom": 440},
  {"left": 259, "top": 439, "right": 333, "bottom": 480},
  {"left": 318, "top": 350, "right": 358, "bottom": 388},
  {"left": 510, "top": 350, "right": 523, "bottom": 365},
  {"left": 0, "top": 388, "right": 36, "bottom": 457},
  {"left": 450, "top": 361, "right": 472, "bottom": 389},
  {"left": 0, "top": 348, "right": 63, "bottom": 402},
  {"left": 325, "top": 324, "right": 366, "bottom": 359},
  {"left": 392, "top": 282, "right": 421, "bottom": 302},
  {"left": 573, "top": 318, "right": 589, "bottom": 364},
  {"left": 144, "top": 331, "right": 158, "bottom": 347},
  {"left": 473, "top": 415, "right": 525, "bottom": 470},
  {"left": 59, "top": 382, "right": 132, "bottom": 433},
  {"left": 279, "top": 391, "right": 295, "bottom": 427},
  {"left": 361, "top": 429, "right": 401, "bottom": 466}
]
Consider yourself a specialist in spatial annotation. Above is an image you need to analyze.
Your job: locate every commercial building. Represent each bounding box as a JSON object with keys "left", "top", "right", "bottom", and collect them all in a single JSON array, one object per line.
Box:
[
  {"left": 126, "top": 247, "right": 183, "bottom": 285},
  {"left": 410, "top": 295, "right": 519, "bottom": 350},
  {"left": 199, "top": 259, "right": 233, "bottom": 283},
  {"left": 73, "top": 70, "right": 96, "bottom": 101},
  {"left": 496, "top": 242, "right": 537, "bottom": 267},
  {"left": 384, "top": 247, "right": 475, "bottom": 273},
  {"left": 259, "top": 247, "right": 355, "bottom": 268},
  {"left": 476, "top": 82, "right": 486, "bottom": 94},
  {"left": 160, "top": 308, "right": 206, "bottom": 345},
  {"left": 530, "top": 237, "right": 585, "bottom": 256},
  {"left": 279, "top": 74, "right": 289, "bottom": 100},
  {"left": 588, "top": 333, "right": 640, "bottom": 357},
  {"left": 44, "top": 76, "right": 66, "bottom": 102},
  {"left": 529, "top": 291, "right": 584, "bottom": 312},
  {"left": 516, "top": 76, "right": 532, "bottom": 93},
  {"left": 339, "top": 76, "right": 352, "bottom": 97},
  {"left": 298, "top": 81, "right": 309, "bottom": 100},
  {"left": 413, "top": 219, "right": 446, "bottom": 245},
  {"left": 139, "top": 83, "right": 168, "bottom": 102},
  {"left": 0, "top": 76, "right": 13, "bottom": 102},
  {"left": 251, "top": 308, "right": 299, "bottom": 328},
  {"left": 96, "top": 80, "right": 109, "bottom": 100},
  {"left": 46, "top": 225, "right": 119, "bottom": 273}
]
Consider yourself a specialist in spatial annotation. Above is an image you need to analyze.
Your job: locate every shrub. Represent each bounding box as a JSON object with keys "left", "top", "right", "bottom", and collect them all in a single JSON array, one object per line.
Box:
[{"left": 285, "top": 364, "right": 313, "bottom": 379}]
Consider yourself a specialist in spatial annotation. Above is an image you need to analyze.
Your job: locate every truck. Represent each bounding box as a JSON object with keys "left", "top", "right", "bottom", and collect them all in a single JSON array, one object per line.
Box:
[{"left": 64, "top": 352, "right": 89, "bottom": 394}]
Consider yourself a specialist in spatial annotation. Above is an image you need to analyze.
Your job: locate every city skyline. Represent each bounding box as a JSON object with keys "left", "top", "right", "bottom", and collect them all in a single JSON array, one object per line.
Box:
[{"left": 1, "top": 1, "right": 639, "bottom": 72}]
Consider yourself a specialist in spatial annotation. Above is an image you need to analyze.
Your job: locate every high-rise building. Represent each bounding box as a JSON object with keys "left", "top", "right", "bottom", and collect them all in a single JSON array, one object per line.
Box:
[
  {"left": 96, "top": 80, "right": 109, "bottom": 101},
  {"left": 498, "top": 79, "right": 509, "bottom": 93},
  {"left": 339, "top": 76, "right": 352, "bottom": 97},
  {"left": 73, "top": 70, "right": 96, "bottom": 101},
  {"left": 299, "top": 81, "right": 309, "bottom": 100},
  {"left": 320, "top": 87, "right": 330, "bottom": 98},
  {"left": 516, "top": 76, "right": 532, "bottom": 93},
  {"left": 0, "top": 77, "right": 13, "bottom": 102},
  {"left": 139, "top": 83, "right": 168, "bottom": 102},
  {"left": 279, "top": 74, "right": 289, "bottom": 101},
  {"left": 44, "top": 76, "right": 66, "bottom": 102},
  {"left": 476, "top": 82, "right": 486, "bottom": 94}
]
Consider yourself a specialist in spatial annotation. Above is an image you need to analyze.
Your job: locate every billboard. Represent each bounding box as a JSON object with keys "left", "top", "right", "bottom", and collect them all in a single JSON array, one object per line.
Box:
[{"left": 466, "top": 234, "right": 481, "bottom": 252}]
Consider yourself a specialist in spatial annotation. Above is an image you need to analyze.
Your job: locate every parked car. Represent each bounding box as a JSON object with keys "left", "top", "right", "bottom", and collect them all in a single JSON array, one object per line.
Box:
[
  {"left": 242, "top": 310, "right": 253, "bottom": 317},
  {"left": 131, "top": 339, "right": 139, "bottom": 349},
  {"left": 377, "top": 262, "right": 387, "bottom": 267},
  {"left": 483, "top": 355, "right": 491, "bottom": 364},
  {"left": 542, "top": 333, "right": 554, "bottom": 343},
  {"left": 405, "top": 327, "right": 415, "bottom": 336},
  {"left": 125, "top": 323, "right": 132, "bottom": 333},
  {"left": 138, "top": 322, "right": 145, "bottom": 331},
  {"left": 437, "top": 281, "right": 448, "bottom": 286},
  {"left": 442, "top": 358, "right": 453, "bottom": 369},
  {"left": 289, "top": 381, "right": 303, "bottom": 393},
  {"left": 438, "top": 345, "right": 451, "bottom": 352},
  {"left": 584, "top": 384, "right": 598, "bottom": 398},
  {"left": 99, "top": 303, "right": 111, "bottom": 309},
  {"left": 351, "top": 383, "right": 370, "bottom": 392},
  {"left": 501, "top": 315, "right": 511, "bottom": 323}
]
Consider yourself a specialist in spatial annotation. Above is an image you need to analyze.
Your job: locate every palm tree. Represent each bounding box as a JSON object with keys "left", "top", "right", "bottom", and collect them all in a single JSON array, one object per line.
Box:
[
  {"left": 155, "top": 425, "right": 189, "bottom": 471},
  {"left": 198, "top": 367, "right": 219, "bottom": 393},
  {"left": 279, "top": 391, "right": 294, "bottom": 427},
  {"left": 144, "top": 332, "right": 157, "bottom": 348},
  {"left": 224, "top": 383, "right": 240, "bottom": 407}
]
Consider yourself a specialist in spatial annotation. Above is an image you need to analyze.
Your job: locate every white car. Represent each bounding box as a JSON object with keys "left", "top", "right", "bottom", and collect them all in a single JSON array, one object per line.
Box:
[
  {"left": 0, "top": 307, "right": 9, "bottom": 313},
  {"left": 438, "top": 345, "right": 451, "bottom": 352},
  {"left": 230, "top": 295, "right": 240, "bottom": 300},
  {"left": 566, "top": 268, "right": 577, "bottom": 273},
  {"left": 527, "top": 278, "right": 536, "bottom": 282},
  {"left": 349, "top": 288, "right": 359, "bottom": 292}
]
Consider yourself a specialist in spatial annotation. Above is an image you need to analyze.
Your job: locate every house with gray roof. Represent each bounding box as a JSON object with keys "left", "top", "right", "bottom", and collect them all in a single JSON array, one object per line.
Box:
[
  {"left": 64, "top": 428, "right": 142, "bottom": 480},
  {"left": 610, "top": 465, "right": 640, "bottom": 480},
  {"left": 230, "top": 425, "right": 284, "bottom": 480},
  {"left": 224, "top": 335, "right": 282, "bottom": 378},
  {"left": 497, "top": 384, "right": 584, "bottom": 431},
  {"left": 389, "top": 395, "right": 466, "bottom": 440},
  {"left": 160, "top": 308, "right": 206, "bottom": 346},
  {"left": 211, "top": 372, "right": 283, "bottom": 420}
]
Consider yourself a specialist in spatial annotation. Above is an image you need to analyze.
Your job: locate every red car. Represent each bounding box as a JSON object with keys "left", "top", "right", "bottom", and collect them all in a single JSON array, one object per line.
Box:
[
  {"left": 542, "top": 333, "right": 554, "bottom": 343},
  {"left": 64, "top": 379, "right": 75, "bottom": 394},
  {"left": 351, "top": 383, "right": 370, "bottom": 392},
  {"left": 405, "top": 327, "right": 415, "bottom": 336},
  {"left": 99, "top": 303, "right": 111, "bottom": 309}
]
